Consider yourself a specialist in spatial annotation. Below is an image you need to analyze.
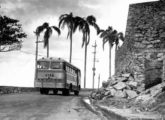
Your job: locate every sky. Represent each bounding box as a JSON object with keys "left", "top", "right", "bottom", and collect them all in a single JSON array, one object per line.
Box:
[{"left": 0, "top": 0, "right": 158, "bottom": 88}]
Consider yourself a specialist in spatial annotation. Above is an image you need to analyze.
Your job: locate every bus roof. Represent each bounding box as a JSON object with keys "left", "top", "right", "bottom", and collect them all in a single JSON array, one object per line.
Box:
[
  {"left": 37, "top": 57, "right": 80, "bottom": 71},
  {"left": 38, "top": 57, "right": 67, "bottom": 62}
]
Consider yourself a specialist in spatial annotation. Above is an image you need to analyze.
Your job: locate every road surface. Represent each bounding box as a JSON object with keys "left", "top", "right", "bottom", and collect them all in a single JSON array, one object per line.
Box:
[{"left": 0, "top": 91, "right": 105, "bottom": 120}]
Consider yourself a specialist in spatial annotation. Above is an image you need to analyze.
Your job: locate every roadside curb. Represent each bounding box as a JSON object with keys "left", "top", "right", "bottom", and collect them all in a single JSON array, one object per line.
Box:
[
  {"left": 83, "top": 98, "right": 163, "bottom": 120},
  {"left": 96, "top": 105, "right": 162, "bottom": 120},
  {"left": 82, "top": 97, "right": 99, "bottom": 115}
]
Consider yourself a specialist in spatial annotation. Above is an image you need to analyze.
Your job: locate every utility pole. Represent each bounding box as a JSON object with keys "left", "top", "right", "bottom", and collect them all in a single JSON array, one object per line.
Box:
[
  {"left": 98, "top": 74, "right": 100, "bottom": 90},
  {"left": 92, "top": 40, "right": 98, "bottom": 89},
  {"left": 34, "top": 32, "right": 43, "bottom": 82}
]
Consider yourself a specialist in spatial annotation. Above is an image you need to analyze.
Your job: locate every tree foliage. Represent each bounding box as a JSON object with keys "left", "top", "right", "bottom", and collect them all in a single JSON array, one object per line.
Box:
[
  {"left": 0, "top": 15, "right": 27, "bottom": 51},
  {"left": 99, "top": 26, "right": 124, "bottom": 50}
]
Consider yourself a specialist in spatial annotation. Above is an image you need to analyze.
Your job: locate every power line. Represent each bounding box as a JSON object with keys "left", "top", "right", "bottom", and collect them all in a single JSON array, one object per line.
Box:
[{"left": 19, "top": 50, "right": 86, "bottom": 61}]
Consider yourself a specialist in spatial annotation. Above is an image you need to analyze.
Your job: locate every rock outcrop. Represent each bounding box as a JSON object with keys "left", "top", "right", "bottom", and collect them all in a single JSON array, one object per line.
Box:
[{"left": 90, "top": 73, "right": 165, "bottom": 112}]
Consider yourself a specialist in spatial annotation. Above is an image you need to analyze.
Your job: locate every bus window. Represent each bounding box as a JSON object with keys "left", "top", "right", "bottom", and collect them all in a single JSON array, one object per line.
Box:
[
  {"left": 51, "top": 62, "right": 63, "bottom": 69},
  {"left": 37, "top": 61, "right": 50, "bottom": 69}
]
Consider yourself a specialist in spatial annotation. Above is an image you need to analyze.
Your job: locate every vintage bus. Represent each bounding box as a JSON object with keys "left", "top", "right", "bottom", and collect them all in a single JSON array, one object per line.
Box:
[{"left": 34, "top": 57, "right": 81, "bottom": 95}]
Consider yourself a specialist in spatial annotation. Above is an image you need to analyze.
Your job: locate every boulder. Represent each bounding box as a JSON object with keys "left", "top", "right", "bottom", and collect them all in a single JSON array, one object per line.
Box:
[
  {"left": 125, "top": 90, "right": 138, "bottom": 99},
  {"left": 128, "top": 81, "right": 138, "bottom": 88},
  {"left": 150, "top": 89, "right": 161, "bottom": 97},
  {"left": 114, "top": 90, "right": 126, "bottom": 98},
  {"left": 104, "top": 91, "right": 111, "bottom": 96},
  {"left": 109, "top": 88, "right": 117, "bottom": 96},
  {"left": 90, "top": 92, "right": 97, "bottom": 99},
  {"left": 114, "top": 82, "right": 126, "bottom": 90},
  {"left": 128, "top": 76, "right": 135, "bottom": 81},
  {"left": 102, "top": 81, "right": 109, "bottom": 88},
  {"left": 122, "top": 73, "right": 131, "bottom": 78},
  {"left": 109, "top": 80, "right": 117, "bottom": 86},
  {"left": 126, "top": 85, "right": 132, "bottom": 90},
  {"left": 116, "top": 77, "right": 128, "bottom": 82},
  {"left": 135, "top": 94, "right": 152, "bottom": 103},
  {"left": 150, "top": 83, "right": 163, "bottom": 97},
  {"left": 105, "top": 86, "right": 114, "bottom": 91},
  {"left": 111, "top": 76, "right": 116, "bottom": 81}
]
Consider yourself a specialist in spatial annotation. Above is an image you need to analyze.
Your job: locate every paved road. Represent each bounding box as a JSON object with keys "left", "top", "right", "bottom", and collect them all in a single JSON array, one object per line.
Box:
[{"left": 0, "top": 91, "right": 105, "bottom": 120}]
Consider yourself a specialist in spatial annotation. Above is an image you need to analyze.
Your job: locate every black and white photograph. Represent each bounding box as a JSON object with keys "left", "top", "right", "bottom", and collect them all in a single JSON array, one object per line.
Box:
[{"left": 0, "top": 0, "right": 164, "bottom": 119}]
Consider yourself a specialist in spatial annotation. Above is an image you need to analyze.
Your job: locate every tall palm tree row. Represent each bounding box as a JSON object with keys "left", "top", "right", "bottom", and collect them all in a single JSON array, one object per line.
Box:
[
  {"left": 59, "top": 13, "right": 100, "bottom": 88},
  {"left": 99, "top": 26, "right": 124, "bottom": 79},
  {"left": 74, "top": 15, "right": 100, "bottom": 88}
]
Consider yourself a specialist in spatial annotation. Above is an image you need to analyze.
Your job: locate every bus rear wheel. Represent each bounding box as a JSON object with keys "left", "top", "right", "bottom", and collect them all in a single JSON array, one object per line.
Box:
[
  {"left": 40, "top": 88, "right": 49, "bottom": 95},
  {"left": 74, "top": 91, "right": 79, "bottom": 96},
  {"left": 53, "top": 89, "right": 58, "bottom": 95},
  {"left": 62, "top": 89, "right": 70, "bottom": 96},
  {"left": 44, "top": 89, "right": 49, "bottom": 94}
]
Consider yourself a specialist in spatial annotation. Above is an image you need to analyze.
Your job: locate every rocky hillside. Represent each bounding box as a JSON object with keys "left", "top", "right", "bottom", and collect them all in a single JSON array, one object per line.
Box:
[{"left": 90, "top": 73, "right": 165, "bottom": 113}]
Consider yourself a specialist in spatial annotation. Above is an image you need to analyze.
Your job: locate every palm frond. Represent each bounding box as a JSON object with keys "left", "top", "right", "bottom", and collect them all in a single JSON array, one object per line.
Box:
[
  {"left": 108, "top": 26, "right": 113, "bottom": 31},
  {"left": 102, "top": 38, "right": 109, "bottom": 50},
  {"left": 81, "top": 34, "right": 86, "bottom": 48},
  {"left": 42, "top": 22, "right": 49, "bottom": 28},
  {"left": 73, "top": 16, "right": 83, "bottom": 32},
  {"left": 52, "top": 26, "right": 61, "bottom": 35},
  {"left": 100, "top": 30, "right": 107, "bottom": 38},
  {"left": 35, "top": 26, "right": 44, "bottom": 36},
  {"left": 59, "top": 14, "right": 68, "bottom": 21},
  {"left": 59, "top": 18, "right": 66, "bottom": 29},
  {"left": 93, "top": 24, "right": 100, "bottom": 35},
  {"left": 87, "top": 33, "right": 90, "bottom": 45},
  {"left": 35, "top": 22, "right": 48, "bottom": 36},
  {"left": 43, "top": 28, "right": 52, "bottom": 48},
  {"left": 118, "top": 32, "right": 124, "bottom": 41},
  {"left": 86, "top": 15, "right": 96, "bottom": 25}
]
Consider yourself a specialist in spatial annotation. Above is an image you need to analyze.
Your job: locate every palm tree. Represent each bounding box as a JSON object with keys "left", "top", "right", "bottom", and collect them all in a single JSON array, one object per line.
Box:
[
  {"left": 99, "top": 26, "right": 124, "bottom": 78},
  {"left": 99, "top": 26, "right": 115, "bottom": 78},
  {"left": 75, "top": 15, "right": 100, "bottom": 88},
  {"left": 35, "top": 22, "right": 60, "bottom": 58},
  {"left": 59, "top": 12, "right": 77, "bottom": 63},
  {"left": 34, "top": 23, "right": 47, "bottom": 81}
]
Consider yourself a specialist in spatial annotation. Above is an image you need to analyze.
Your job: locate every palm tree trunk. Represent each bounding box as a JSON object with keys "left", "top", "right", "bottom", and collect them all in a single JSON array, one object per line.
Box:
[
  {"left": 109, "top": 42, "right": 112, "bottom": 78},
  {"left": 114, "top": 45, "right": 117, "bottom": 74},
  {"left": 84, "top": 40, "right": 87, "bottom": 88},
  {"left": 69, "top": 32, "right": 73, "bottom": 63},
  {"left": 47, "top": 40, "right": 49, "bottom": 58},
  {"left": 35, "top": 36, "right": 39, "bottom": 81}
]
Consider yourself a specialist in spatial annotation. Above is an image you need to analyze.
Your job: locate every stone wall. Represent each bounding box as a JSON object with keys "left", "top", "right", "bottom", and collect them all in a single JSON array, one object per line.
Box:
[
  {"left": 115, "top": 1, "right": 165, "bottom": 89},
  {"left": 0, "top": 86, "right": 39, "bottom": 95}
]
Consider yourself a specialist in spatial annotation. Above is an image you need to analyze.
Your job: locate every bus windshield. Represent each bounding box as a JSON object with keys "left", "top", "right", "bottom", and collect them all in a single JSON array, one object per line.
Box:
[
  {"left": 50, "top": 62, "right": 62, "bottom": 69},
  {"left": 37, "top": 61, "right": 50, "bottom": 69}
]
